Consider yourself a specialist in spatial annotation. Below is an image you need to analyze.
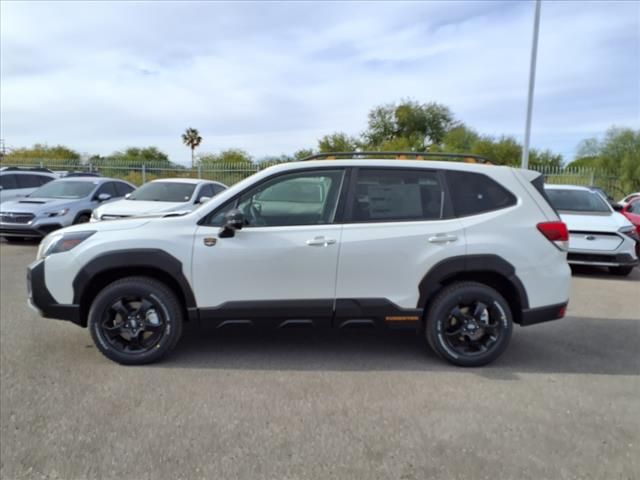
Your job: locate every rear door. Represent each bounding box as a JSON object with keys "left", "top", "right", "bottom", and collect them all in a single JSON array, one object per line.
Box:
[{"left": 334, "top": 167, "right": 466, "bottom": 327}]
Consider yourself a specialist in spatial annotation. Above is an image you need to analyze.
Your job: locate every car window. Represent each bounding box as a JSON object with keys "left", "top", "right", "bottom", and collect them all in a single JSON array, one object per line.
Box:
[
  {"left": 628, "top": 201, "right": 640, "bottom": 214},
  {"left": 29, "top": 180, "right": 97, "bottom": 199},
  {"left": 0, "top": 174, "right": 18, "bottom": 190},
  {"left": 545, "top": 189, "right": 611, "bottom": 213},
  {"left": 212, "top": 183, "right": 226, "bottom": 195},
  {"left": 16, "top": 174, "right": 45, "bottom": 189},
  {"left": 114, "top": 182, "right": 134, "bottom": 197},
  {"left": 208, "top": 170, "right": 345, "bottom": 227},
  {"left": 349, "top": 168, "right": 444, "bottom": 222},
  {"left": 95, "top": 182, "right": 118, "bottom": 198},
  {"left": 129, "top": 182, "right": 196, "bottom": 202},
  {"left": 446, "top": 170, "right": 517, "bottom": 217},
  {"left": 197, "top": 184, "right": 215, "bottom": 203}
]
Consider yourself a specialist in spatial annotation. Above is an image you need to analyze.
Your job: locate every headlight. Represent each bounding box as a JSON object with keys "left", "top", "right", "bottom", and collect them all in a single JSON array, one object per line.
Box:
[
  {"left": 44, "top": 208, "right": 69, "bottom": 218},
  {"left": 91, "top": 210, "right": 100, "bottom": 220},
  {"left": 39, "top": 231, "right": 96, "bottom": 259},
  {"left": 619, "top": 225, "right": 639, "bottom": 241}
]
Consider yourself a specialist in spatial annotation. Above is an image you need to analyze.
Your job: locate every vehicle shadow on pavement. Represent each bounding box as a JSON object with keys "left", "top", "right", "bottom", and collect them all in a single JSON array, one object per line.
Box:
[{"left": 161, "top": 315, "right": 640, "bottom": 376}]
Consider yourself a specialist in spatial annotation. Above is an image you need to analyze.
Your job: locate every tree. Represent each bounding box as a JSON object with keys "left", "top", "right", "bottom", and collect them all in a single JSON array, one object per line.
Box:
[
  {"left": 2, "top": 144, "right": 82, "bottom": 168},
  {"left": 593, "top": 127, "right": 640, "bottom": 192},
  {"left": 440, "top": 125, "right": 481, "bottom": 153},
  {"left": 197, "top": 149, "right": 254, "bottom": 185},
  {"left": 182, "top": 127, "right": 202, "bottom": 168},
  {"left": 363, "top": 100, "right": 455, "bottom": 150},
  {"left": 317, "top": 132, "right": 358, "bottom": 153},
  {"left": 470, "top": 135, "right": 521, "bottom": 166}
]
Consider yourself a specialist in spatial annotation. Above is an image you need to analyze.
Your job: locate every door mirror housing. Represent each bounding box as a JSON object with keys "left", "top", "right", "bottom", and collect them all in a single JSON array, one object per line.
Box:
[
  {"left": 219, "top": 209, "right": 245, "bottom": 238},
  {"left": 124, "top": 193, "right": 131, "bottom": 199},
  {"left": 612, "top": 203, "right": 623, "bottom": 212},
  {"left": 197, "top": 196, "right": 211, "bottom": 205},
  {"left": 97, "top": 193, "right": 112, "bottom": 202}
]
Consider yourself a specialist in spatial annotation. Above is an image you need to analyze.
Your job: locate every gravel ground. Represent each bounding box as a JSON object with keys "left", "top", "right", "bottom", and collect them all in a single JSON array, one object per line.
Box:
[{"left": 1, "top": 239, "right": 638, "bottom": 480}]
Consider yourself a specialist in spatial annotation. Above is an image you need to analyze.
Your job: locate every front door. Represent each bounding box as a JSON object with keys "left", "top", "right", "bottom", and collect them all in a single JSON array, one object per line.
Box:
[{"left": 191, "top": 168, "right": 347, "bottom": 328}]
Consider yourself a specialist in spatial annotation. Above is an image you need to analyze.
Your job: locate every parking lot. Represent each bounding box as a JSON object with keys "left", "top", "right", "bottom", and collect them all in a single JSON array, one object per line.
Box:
[{"left": 0, "top": 239, "right": 638, "bottom": 479}]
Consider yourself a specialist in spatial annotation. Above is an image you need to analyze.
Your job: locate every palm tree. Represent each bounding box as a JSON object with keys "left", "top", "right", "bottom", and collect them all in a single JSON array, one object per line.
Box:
[{"left": 182, "top": 127, "right": 202, "bottom": 168}]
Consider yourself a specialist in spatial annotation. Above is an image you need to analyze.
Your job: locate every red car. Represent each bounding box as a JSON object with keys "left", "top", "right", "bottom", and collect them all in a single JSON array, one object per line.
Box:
[{"left": 620, "top": 198, "right": 640, "bottom": 256}]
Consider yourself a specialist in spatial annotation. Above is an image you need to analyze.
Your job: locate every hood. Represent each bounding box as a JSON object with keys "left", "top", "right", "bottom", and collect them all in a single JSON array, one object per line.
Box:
[
  {"left": 0, "top": 198, "right": 76, "bottom": 213},
  {"left": 559, "top": 211, "right": 632, "bottom": 232},
  {"left": 96, "top": 199, "right": 191, "bottom": 217},
  {"left": 61, "top": 217, "right": 153, "bottom": 235}
]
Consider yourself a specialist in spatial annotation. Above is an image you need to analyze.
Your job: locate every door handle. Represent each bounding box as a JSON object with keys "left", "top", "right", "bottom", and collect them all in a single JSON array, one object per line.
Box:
[
  {"left": 428, "top": 234, "right": 458, "bottom": 244},
  {"left": 306, "top": 236, "right": 336, "bottom": 247}
]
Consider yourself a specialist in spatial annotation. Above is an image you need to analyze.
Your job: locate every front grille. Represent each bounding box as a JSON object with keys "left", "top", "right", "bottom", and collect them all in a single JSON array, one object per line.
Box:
[{"left": 0, "top": 212, "right": 35, "bottom": 224}]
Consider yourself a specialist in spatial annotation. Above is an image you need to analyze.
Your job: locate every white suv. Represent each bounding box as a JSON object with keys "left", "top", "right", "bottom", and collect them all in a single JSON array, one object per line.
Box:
[{"left": 27, "top": 154, "right": 572, "bottom": 367}]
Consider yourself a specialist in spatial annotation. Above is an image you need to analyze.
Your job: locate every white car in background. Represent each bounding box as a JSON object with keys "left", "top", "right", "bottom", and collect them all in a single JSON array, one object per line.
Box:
[
  {"left": 545, "top": 185, "right": 639, "bottom": 276},
  {"left": 91, "top": 178, "right": 227, "bottom": 221}
]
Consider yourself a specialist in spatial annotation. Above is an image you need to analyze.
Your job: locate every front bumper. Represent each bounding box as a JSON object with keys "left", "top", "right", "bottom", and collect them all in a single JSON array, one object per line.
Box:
[
  {"left": 1, "top": 222, "right": 63, "bottom": 238},
  {"left": 27, "top": 259, "right": 81, "bottom": 325}
]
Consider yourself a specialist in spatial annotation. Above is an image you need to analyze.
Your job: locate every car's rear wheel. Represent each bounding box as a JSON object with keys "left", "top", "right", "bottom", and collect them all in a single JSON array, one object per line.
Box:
[
  {"left": 608, "top": 266, "right": 634, "bottom": 276},
  {"left": 425, "top": 282, "right": 513, "bottom": 367},
  {"left": 88, "top": 276, "right": 183, "bottom": 365}
]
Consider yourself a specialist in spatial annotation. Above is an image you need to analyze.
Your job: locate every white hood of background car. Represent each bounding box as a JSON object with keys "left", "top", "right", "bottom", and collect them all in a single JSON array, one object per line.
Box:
[
  {"left": 559, "top": 211, "right": 632, "bottom": 232},
  {"left": 96, "top": 199, "right": 192, "bottom": 217}
]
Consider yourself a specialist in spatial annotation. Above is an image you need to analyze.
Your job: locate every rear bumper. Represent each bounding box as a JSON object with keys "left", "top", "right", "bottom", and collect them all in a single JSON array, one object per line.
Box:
[
  {"left": 27, "top": 260, "right": 81, "bottom": 325},
  {"left": 520, "top": 302, "right": 568, "bottom": 326},
  {"left": 567, "top": 252, "right": 639, "bottom": 268}
]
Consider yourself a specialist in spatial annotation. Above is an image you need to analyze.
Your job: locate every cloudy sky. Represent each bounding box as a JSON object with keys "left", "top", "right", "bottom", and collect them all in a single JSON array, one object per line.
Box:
[{"left": 1, "top": 0, "right": 638, "bottom": 165}]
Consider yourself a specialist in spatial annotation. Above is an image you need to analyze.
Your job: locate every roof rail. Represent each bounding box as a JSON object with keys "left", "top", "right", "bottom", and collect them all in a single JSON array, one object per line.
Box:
[
  {"left": 300, "top": 151, "right": 491, "bottom": 164},
  {"left": 0, "top": 166, "right": 55, "bottom": 173}
]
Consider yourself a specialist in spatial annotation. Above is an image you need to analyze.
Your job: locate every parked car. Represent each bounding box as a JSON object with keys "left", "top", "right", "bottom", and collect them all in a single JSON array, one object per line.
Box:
[
  {"left": 0, "top": 167, "right": 57, "bottom": 204},
  {"left": 586, "top": 185, "right": 615, "bottom": 205},
  {"left": 618, "top": 192, "right": 640, "bottom": 207},
  {"left": 545, "top": 185, "right": 639, "bottom": 276},
  {"left": 28, "top": 153, "right": 571, "bottom": 367},
  {"left": 619, "top": 198, "right": 640, "bottom": 257},
  {"left": 91, "top": 178, "right": 227, "bottom": 221},
  {"left": 0, "top": 177, "right": 135, "bottom": 240}
]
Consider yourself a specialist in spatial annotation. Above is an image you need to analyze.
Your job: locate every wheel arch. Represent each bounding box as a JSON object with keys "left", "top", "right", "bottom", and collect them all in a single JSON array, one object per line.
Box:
[
  {"left": 73, "top": 249, "right": 197, "bottom": 327},
  {"left": 418, "top": 255, "right": 529, "bottom": 325},
  {"left": 72, "top": 209, "right": 94, "bottom": 223}
]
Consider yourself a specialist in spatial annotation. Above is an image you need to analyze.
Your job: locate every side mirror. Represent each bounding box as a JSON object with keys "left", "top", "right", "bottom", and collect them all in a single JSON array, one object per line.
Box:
[
  {"left": 197, "top": 196, "right": 211, "bottom": 205},
  {"left": 124, "top": 193, "right": 131, "bottom": 199},
  {"left": 97, "top": 193, "right": 112, "bottom": 202},
  {"left": 219, "top": 209, "right": 245, "bottom": 238}
]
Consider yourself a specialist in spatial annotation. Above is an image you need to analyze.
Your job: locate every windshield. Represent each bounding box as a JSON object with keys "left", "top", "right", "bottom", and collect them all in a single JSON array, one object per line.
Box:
[
  {"left": 545, "top": 189, "right": 611, "bottom": 213},
  {"left": 129, "top": 182, "right": 196, "bottom": 202},
  {"left": 29, "top": 181, "right": 96, "bottom": 199}
]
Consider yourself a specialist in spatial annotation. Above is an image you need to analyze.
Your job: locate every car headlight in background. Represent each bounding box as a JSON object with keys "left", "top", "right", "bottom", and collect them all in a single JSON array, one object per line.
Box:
[
  {"left": 44, "top": 208, "right": 69, "bottom": 218},
  {"left": 38, "top": 231, "right": 96, "bottom": 259},
  {"left": 619, "top": 225, "right": 639, "bottom": 242}
]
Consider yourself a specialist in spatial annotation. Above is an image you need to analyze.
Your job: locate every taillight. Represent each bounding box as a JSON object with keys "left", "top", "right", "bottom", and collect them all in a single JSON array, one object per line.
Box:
[{"left": 537, "top": 221, "right": 569, "bottom": 251}]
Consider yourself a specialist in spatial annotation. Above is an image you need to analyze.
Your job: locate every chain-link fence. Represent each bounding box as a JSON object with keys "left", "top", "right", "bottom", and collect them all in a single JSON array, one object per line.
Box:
[{"left": 0, "top": 158, "right": 625, "bottom": 198}]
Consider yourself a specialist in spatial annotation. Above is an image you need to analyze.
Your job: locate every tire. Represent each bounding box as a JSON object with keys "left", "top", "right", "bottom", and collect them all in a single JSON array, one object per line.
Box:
[
  {"left": 88, "top": 276, "right": 183, "bottom": 365},
  {"left": 609, "top": 266, "right": 634, "bottom": 276},
  {"left": 425, "top": 282, "right": 513, "bottom": 367},
  {"left": 73, "top": 213, "right": 91, "bottom": 224}
]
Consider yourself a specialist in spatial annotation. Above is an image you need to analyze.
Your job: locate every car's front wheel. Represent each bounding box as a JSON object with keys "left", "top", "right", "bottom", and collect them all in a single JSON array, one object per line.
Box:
[
  {"left": 88, "top": 276, "right": 183, "bottom": 365},
  {"left": 425, "top": 282, "right": 513, "bottom": 367}
]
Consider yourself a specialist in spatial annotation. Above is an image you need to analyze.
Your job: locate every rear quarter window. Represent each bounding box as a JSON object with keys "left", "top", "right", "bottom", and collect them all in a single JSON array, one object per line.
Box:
[
  {"left": 445, "top": 170, "right": 517, "bottom": 217},
  {"left": 0, "top": 174, "right": 18, "bottom": 190}
]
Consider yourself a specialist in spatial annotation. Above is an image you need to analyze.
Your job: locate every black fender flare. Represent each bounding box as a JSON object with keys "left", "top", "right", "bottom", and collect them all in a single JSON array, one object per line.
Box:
[
  {"left": 73, "top": 210, "right": 94, "bottom": 223},
  {"left": 417, "top": 254, "right": 529, "bottom": 310},
  {"left": 72, "top": 248, "right": 197, "bottom": 309}
]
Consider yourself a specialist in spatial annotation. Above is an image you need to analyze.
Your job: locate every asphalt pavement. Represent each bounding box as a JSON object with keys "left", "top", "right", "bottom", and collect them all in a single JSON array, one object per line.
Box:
[{"left": 1, "top": 239, "right": 638, "bottom": 479}]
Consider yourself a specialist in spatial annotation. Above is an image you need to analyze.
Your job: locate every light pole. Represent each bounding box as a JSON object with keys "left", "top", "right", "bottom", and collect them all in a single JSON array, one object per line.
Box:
[{"left": 522, "top": 0, "right": 542, "bottom": 169}]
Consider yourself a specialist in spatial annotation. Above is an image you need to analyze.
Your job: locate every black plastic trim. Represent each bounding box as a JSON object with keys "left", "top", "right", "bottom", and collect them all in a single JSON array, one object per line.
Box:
[
  {"left": 334, "top": 298, "right": 422, "bottom": 329},
  {"left": 72, "top": 249, "right": 197, "bottom": 308},
  {"left": 417, "top": 254, "right": 529, "bottom": 310},
  {"left": 520, "top": 302, "right": 568, "bottom": 326},
  {"left": 27, "top": 260, "right": 81, "bottom": 325}
]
